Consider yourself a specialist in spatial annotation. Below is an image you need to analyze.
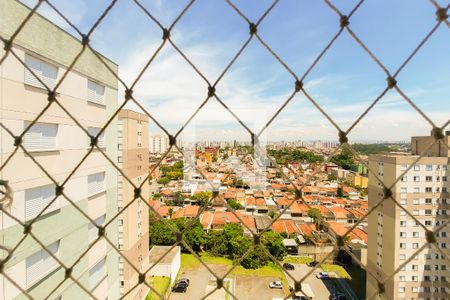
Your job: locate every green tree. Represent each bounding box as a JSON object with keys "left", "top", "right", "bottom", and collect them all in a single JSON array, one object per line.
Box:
[
  {"left": 173, "top": 191, "right": 185, "bottom": 206},
  {"left": 168, "top": 207, "right": 174, "bottom": 219},
  {"left": 228, "top": 199, "right": 243, "bottom": 210},
  {"left": 173, "top": 160, "right": 184, "bottom": 169},
  {"left": 240, "top": 244, "right": 269, "bottom": 269},
  {"left": 149, "top": 220, "right": 178, "bottom": 246},
  {"left": 229, "top": 236, "right": 251, "bottom": 260},
  {"left": 167, "top": 170, "right": 183, "bottom": 180},
  {"left": 205, "top": 230, "right": 228, "bottom": 256},
  {"left": 327, "top": 173, "right": 337, "bottom": 181},
  {"left": 223, "top": 223, "right": 243, "bottom": 242},
  {"left": 158, "top": 177, "right": 171, "bottom": 186},
  {"left": 262, "top": 231, "right": 286, "bottom": 260},
  {"left": 268, "top": 210, "right": 276, "bottom": 219},
  {"left": 307, "top": 208, "right": 324, "bottom": 229},
  {"left": 191, "top": 191, "right": 212, "bottom": 206},
  {"left": 337, "top": 185, "right": 344, "bottom": 197},
  {"left": 181, "top": 219, "right": 206, "bottom": 252},
  {"left": 330, "top": 147, "right": 356, "bottom": 170}
]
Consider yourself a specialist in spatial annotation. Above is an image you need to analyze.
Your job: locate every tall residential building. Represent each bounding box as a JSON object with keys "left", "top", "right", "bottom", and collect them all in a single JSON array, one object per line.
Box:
[
  {"left": 149, "top": 134, "right": 169, "bottom": 154},
  {"left": 0, "top": 0, "right": 120, "bottom": 299},
  {"left": 117, "top": 110, "right": 150, "bottom": 299},
  {"left": 367, "top": 133, "right": 449, "bottom": 300}
]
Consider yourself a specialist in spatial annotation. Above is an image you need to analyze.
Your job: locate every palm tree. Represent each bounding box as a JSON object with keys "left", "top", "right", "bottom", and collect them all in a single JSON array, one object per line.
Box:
[{"left": 307, "top": 208, "right": 324, "bottom": 230}]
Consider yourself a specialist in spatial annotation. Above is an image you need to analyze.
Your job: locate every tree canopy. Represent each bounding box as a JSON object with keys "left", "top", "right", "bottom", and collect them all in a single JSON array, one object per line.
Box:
[{"left": 268, "top": 148, "right": 324, "bottom": 165}]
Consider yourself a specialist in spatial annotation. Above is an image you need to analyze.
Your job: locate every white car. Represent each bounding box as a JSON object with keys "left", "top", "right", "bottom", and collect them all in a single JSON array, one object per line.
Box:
[
  {"left": 269, "top": 281, "right": 283, "bottom": 289},
  {"left": 315, "top": 272, "right": 330, "bottom": 279}
]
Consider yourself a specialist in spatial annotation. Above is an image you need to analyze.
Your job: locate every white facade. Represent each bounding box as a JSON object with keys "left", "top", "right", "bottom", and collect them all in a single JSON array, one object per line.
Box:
[
  {"left": 148, "top": 246, "right": 181, "bottom": 284},
  {"left": 0, "top": 1, "right": 120, "bottom": 298},
  {"left": 149, "top": 134, "right": 170, "bottom": 154}
]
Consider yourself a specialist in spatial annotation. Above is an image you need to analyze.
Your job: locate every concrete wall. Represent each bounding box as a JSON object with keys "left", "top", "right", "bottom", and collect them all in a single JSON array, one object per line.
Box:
[{"left": 147, "top": 249, "right": 181, "bottom": 284}]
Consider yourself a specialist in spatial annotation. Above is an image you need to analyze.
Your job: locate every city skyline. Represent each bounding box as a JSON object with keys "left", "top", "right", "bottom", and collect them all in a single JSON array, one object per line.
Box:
[{"left": 17, "top": 0, "right": 450, "bottom": 141}]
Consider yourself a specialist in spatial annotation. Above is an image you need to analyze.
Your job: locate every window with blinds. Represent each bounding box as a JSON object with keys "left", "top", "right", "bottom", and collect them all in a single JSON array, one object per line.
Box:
[
  {"left": 25, "top": 184, "right": 57, "bottom": 220},
  {"left": 25, "top": 241, "right": 59, "bottom": 287},
  {"left": 89, "top": 257, "right": 106, "bottom": 289},
  {"left": 87, "top": 127, "right": 105, "bottom": 148},
  {"left": 88, "top": 214, "right": 106, "bottom": 243},
  {"left": 23, "top": 122, "right": 58, "bottom": 151},
  {"left": 88, "top": 172, "right": 106, "bottom": 196},
  {"left": 24, "top": 54, "right": 58, "bottom": 89},
  {"left": 87, "top": 80, "right": 106, "bottom": 105}
]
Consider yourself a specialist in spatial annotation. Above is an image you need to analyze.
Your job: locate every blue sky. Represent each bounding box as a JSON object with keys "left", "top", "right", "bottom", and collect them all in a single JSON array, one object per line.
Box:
[{"left": 19, "top": 0, "right": 450, "bottom": 141}]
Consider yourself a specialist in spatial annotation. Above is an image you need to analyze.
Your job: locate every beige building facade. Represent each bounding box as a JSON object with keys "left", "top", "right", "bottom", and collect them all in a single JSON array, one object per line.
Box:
[
  {"left": 367, "top": 134, "right": 449, "bottom": 300},
  {"left": 0, "top": 0, "right": 120, "bottom": 299},
  {"left": 117, "top": 109, "right": 150, "bottom": 299}
]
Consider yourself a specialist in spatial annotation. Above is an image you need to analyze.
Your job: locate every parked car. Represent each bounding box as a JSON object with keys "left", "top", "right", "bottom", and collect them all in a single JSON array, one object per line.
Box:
[
  {"left": 283, "top": 262, "right": 295, "bottom": 270},
  {"left": 172, "top": 282, "right": 188, "bottom": 293},
  {"left": 269, "top": 281, "right": 283, "bottom": 289},
  {"left": 329, "top": 292, "right": 347, "bottom": 300},
  {"left": 307, "top": 260, "right": 319, "bottom": 267},
  {"left": 315, "top": 271, "right": 330, "bottom": 279},
  {"left": 292, "top": 296, "right": 307, "bottom": 300},
  {"left": 177, "top": 278, "right": 190, "bottom": 286}
]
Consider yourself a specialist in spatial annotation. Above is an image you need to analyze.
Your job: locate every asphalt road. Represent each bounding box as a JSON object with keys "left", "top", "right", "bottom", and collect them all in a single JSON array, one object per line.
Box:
[
  {"left": 284, "top": 264, "right": 337, "bottom": 299},
  {"left": 234, "top": 275, "right": 286, "bottom": 300},
  {"left": 169, "top": 264, "right": 229, "bottom": 300}
]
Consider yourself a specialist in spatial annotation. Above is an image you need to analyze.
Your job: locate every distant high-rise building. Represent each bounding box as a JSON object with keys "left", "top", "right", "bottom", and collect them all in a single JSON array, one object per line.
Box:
[
  {"left": 366, "top": 132, "right": 449, "bottom": 300},
  {"left": 0, "top": 0, "right": 120, "bottom": 298},
  {"left": 149, "top": 134, "right": 169, "bottom": 154},
  {"left": 117, "top": 110, "right": 150, "bottom": 299}
]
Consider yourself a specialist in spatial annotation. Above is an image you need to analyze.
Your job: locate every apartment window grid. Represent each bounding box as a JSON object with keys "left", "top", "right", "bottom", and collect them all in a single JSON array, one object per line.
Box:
[{"left": 0, "top": 1, "right": 449, "bottom": 300}]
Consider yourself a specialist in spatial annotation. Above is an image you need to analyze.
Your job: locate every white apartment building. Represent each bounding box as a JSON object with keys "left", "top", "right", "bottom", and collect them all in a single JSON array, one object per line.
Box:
[
  {"left": 149, "top": 134, "right": 169, "bottom": 154},
  {"left": 367, "top": 133, "right": 450, "bottom": 300},
  {"left": 0, "top": 1, "right": 120, "bottom": 299}
]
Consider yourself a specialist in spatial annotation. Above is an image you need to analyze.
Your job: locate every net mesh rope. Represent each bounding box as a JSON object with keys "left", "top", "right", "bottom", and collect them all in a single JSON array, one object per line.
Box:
[{"left": 0, "top": 0, "right": 449, "bottom": 299}]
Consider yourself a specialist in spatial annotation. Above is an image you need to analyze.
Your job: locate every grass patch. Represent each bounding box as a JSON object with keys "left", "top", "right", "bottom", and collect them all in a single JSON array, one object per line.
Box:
[
  {"left": 181, "top": 253, "right": 201, "bottom": 268},
  {"left": 181, "top": 253, "right": 233, "bottom": 268},
  {"left": 146, "top": 276, "right": 170, "bottom": 300},
  {"left": 200, "top": 253, "right": 233, "bottom": 266},
  {"left": 321, "top": 264, "right": 351, "bottom": 279},
  {"left": 346, "top": 267, "right": 366, "bottom": 299},
  {"left": 282, "top": 256, "right": 313, "bottom": 264},
  {"left": 224, "top": 280, "right": 230, "bottom": 300}
]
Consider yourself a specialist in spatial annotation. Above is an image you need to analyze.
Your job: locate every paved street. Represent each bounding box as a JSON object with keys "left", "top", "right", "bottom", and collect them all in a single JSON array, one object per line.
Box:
[
  {"left": 234, "top": 275, "right": 285, "bottom": 300},
  {"left": 169, "top": 264, "right": 229, "bottom": 300},
  {"left": 284, "top": 264, "right": 337, "bottom": 299}
]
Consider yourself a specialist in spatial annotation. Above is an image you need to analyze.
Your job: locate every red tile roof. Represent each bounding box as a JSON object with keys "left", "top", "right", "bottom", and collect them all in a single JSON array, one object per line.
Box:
[
  {"left": 172, "top": 206, "right": 200, "bottom": 219},
  {"left": 272, "top": 220, "right": 301, "bottom": 234},
  {"left": 328, "top": 206, "right": 351, "bottom": 219},
  {"left": 327, "top": 221, "right": 348, "bottom": 237},
  {"left": 200, "top": 212, "right": 213, "bottom": 229},
  {"left": 351, "top": 228, "right": 368, "bottom": 244},
  {"left": 157, "top": 206, "right": 177, "bottom": 218},
  {"left": 298, "top": 223, "right": 316, "bottom": 236}
]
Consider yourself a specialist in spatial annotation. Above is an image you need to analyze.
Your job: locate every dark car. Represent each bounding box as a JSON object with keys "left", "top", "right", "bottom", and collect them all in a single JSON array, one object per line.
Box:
[
  {"left": 172, "top": 282, "right": 188, "bottom": 293},
  {"left": 177, "top": 278, "right": 190, "bottom": 286},
  {"left": 293, "top": 296, "right": 307, "bottom": 300},
  {"left": 283, "top": 263, "right": 295, "bottom": 270},
  {"left": 329, "top": 292, "right": 346, "bottom": 300},
  {"left": 307, "top": 260, "right": 319, "bottom": 267}
]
